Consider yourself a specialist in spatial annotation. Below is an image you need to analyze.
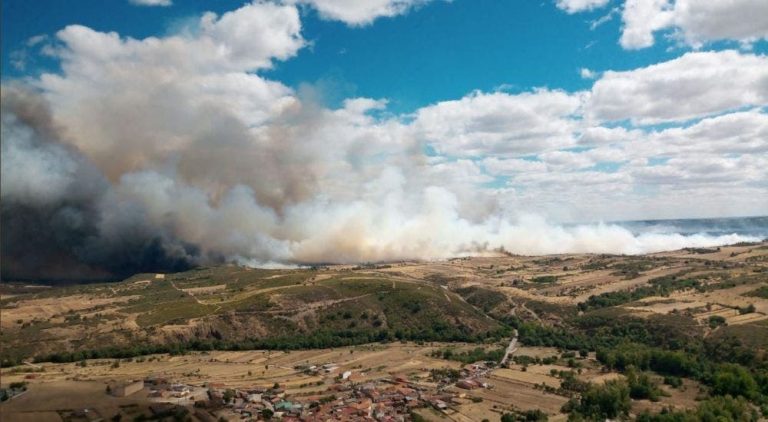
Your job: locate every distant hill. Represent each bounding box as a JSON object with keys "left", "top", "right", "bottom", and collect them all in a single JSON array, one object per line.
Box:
[{"left": 1, "top": 266, "right": 505, "bottom": 365}]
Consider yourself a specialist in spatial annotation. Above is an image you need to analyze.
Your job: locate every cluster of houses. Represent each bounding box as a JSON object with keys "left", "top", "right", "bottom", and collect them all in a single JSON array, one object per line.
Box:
[
  {"left": 102, "top": 358, "right": 499, "bottom": 421},
  {"left": 430, "top": 362, "right": 494, "bottom": 390},
  {"left": 196, "top": 376, "right": 429, "bottom": 421}
]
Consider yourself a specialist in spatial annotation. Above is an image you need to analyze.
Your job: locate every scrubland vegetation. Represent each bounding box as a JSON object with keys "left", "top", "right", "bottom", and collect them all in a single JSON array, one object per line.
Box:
[{"left": 2, "top": 241, "right": 767, "bottom": 420}]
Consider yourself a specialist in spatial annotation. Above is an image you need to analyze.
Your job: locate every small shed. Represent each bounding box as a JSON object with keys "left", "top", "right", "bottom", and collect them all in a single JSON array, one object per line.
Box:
[{"left": 109, "top": 380, "right": 144, "bottom": 397}]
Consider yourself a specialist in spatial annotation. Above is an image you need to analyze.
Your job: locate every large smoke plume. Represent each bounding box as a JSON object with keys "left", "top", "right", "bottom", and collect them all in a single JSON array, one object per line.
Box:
[
  {"left": 1, "top": 87, "right": 201, "bottom": 280},
  {"left": 2, "top": 85, "right": 759, "bottom": 281},
  {"left": 2, "top": 2, "right": 764, "bottom": 281}
]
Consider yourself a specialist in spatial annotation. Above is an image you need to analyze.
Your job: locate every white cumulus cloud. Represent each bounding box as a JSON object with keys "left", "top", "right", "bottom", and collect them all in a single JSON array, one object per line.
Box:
[
  {"left": 556, "top": 0, "right": 611, "bottom": 14},
  {"left": 586, "top": 50, "right": 768, "bottom": 124},
  {"left": 129, "top": 0, "right": 172, "bottom": 6},
  {"left": 619, "top": 0, "right": 674, "bottom": 49},
  {"left": 412, "top": 89, "right": 585, "bottom": 157},
  {"left": 621, "top": 0, "right": 768, "bottom": 49},
  {"left": 557, "top": 0, "right": 768, "bottom": 49},
  {"left": 288, "top": 0, "right": 434, "bottom": 25},
  {"left": 580, "top": 68, "right": 598, "bottom": 79}
]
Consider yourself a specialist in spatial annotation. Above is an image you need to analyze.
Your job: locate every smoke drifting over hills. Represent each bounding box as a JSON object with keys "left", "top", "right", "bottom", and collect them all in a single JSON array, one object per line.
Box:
[
  {"left": 2, "top": 2, "right": 765, "bottom": 281},
  {"left": 2, "top": 85, "right": 759, "bottom": 281}
]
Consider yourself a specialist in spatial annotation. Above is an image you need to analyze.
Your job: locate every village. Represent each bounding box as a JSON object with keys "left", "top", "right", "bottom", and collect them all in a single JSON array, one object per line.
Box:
[
  {"left": 4, "top": 337, "right": 598, "bottom": 422},
  {"left": 99, "top": 357, "right": 502, "bottom": 421}
]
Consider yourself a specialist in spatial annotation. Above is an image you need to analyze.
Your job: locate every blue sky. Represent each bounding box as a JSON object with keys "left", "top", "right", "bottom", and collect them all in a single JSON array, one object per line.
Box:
[
  {"left": 1, "top": 0, "right": 767, "bottom": 263},
  {"left": 5, "top": 0, "right": 745, "bottom": 113}
]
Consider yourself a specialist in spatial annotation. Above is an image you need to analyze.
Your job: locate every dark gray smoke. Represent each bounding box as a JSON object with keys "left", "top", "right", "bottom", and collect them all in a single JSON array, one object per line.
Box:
[{"left": 1, "top": 87, "right": 201, "bottom": 281}]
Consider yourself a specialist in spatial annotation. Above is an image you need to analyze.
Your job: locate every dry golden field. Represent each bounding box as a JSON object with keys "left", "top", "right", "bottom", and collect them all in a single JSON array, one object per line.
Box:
[{"left": 1, "top": 241, "right": 766, "bottom": 421}]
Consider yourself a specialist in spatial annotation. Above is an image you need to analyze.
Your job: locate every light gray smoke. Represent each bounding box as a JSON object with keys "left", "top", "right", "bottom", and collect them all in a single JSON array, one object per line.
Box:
[
  {"left": 2, "top": 3, "right": 763, "bottom": 281},
  {"left": 2, "top": 85, "right": 758, "bottom": 281}
]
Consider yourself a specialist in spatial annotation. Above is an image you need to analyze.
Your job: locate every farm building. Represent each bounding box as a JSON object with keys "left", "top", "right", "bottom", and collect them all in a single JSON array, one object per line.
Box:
[
  {"left": 456, "top": 379, "right": 479, "bottom": 390},
  {"left": 109, "top": 380, "right": 144, "bottom": 397}
]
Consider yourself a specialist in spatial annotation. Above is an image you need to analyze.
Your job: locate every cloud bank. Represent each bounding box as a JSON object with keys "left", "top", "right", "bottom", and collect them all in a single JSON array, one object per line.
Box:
[
  {"left": 557, "top": 0, "right": 768, "bottom": 49},
  {"left": 1, "top": 1, "right": 766, "bottom": 280},
  {"left": 620, "top": 0, "right": 768, "bottom": 49}
]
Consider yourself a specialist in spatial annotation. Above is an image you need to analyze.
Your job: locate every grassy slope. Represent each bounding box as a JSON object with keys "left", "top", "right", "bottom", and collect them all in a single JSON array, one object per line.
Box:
[{"left": 1, "top": 267, "right": 503, "bottom": 363}]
